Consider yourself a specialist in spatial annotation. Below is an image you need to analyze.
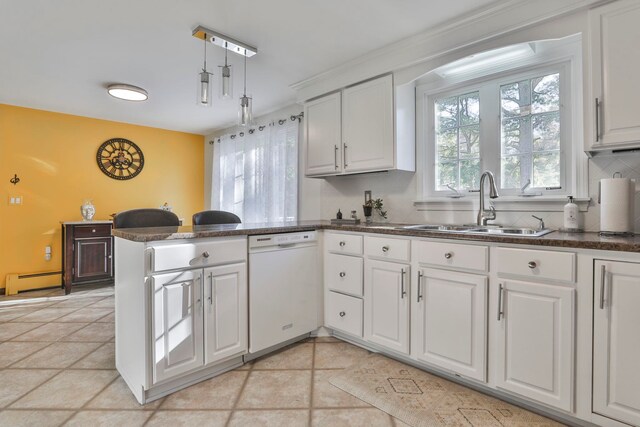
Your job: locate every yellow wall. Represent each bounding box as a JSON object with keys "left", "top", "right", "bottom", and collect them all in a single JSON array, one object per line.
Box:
[{"left": 0, "top": 104, "right": 204, "bottom": 287}]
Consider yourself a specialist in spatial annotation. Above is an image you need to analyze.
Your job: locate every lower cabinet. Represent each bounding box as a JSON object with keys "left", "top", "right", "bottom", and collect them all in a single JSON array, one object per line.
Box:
[
  {"left": 593, "top": 260, "right": 640, "bottom": 426},
  {"left": 495, "top": 279, "right": 574, "bottom": 412},
  {"left": 414, "top": 268, "right": 487, "bottom": 382},
  {"left": 364, "top": 259, "right": 410, "bottom": 354},
  {"left": 325, "top": 290, "right": 363, "bottom": 337}
]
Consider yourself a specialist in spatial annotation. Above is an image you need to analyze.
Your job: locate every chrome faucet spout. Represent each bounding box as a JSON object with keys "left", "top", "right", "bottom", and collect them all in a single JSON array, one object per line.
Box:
[{"left": 477, "top": 171, "right": 499, "bottom": 226}]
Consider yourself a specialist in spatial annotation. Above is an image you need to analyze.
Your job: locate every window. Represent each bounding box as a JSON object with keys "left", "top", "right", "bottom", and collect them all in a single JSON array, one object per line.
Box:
[
  {"left": 424, "top": 64, "right": 571, "bottom": 199},
  {"left": 212, "top": 120, "right": 299, "bottom": 223}
]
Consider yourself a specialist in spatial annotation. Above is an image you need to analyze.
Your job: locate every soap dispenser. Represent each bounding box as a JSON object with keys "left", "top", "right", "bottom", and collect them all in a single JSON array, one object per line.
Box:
[{"left": 563, "top": 196, "right": 580, "bottom": 232}]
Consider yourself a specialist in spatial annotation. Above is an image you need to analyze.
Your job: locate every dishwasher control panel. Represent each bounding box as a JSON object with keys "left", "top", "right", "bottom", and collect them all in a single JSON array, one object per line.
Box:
[{"left": 249, "top": 231, "right": 317, "bottom": 248}]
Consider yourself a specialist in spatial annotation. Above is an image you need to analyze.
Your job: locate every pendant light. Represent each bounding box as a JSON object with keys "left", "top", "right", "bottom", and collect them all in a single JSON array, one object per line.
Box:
[
  {"left": 218, "top": 42, "right": 233, "bottom": 100},
  {"left": 197, "top": 33, "right": 213, "bottom": 107},
  {"left": 238, "top": 49, "right": 253, "bottom": 126}
]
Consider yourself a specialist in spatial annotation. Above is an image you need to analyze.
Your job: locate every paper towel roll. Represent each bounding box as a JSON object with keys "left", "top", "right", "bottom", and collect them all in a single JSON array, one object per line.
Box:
[{"left": 600, "top": 177, "right": 635, "bottom": 233}]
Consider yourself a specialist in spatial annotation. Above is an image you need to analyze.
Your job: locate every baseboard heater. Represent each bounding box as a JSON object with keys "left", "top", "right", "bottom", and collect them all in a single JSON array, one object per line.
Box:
[{"left": 5, "top": 271, "right": 62, "bottom": 296}]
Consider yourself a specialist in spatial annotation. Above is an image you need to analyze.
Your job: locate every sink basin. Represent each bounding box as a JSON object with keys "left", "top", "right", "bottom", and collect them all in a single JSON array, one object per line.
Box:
[{"left": 400, "top": 224, "right": 553, "bottom": 237}]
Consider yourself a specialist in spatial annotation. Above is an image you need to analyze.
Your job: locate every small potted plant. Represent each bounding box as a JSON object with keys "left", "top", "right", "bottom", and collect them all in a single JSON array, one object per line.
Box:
[{"left": 363, "top": 197, "right": 387, "bottom": 223}]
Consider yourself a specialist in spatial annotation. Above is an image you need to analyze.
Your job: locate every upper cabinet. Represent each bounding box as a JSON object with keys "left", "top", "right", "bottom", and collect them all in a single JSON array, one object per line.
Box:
[
  {"left": 304, "top": 75, "right": 415, "bottom": 177},
  {"left": 588, "top": 0, "right": 640, "bottom": 153}
]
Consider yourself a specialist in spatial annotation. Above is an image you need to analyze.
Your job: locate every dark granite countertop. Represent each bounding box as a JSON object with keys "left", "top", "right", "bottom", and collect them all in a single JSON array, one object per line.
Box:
[{"left": 111, "top": 220, "right": 640, "bottom": 253}]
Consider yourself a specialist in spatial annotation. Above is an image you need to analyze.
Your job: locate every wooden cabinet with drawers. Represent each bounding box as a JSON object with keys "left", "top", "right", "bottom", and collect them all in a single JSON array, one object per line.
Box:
[{"left": 62, "top": 221, "right": 114, "bottom": 294}]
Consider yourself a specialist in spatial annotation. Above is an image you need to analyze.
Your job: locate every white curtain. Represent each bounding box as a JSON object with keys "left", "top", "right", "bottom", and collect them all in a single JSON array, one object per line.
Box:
[{"left": 212, "top": 119, "right": 298, "bottom": 223}]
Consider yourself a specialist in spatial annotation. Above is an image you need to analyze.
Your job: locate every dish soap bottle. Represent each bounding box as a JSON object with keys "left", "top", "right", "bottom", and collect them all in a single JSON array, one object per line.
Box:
[{"left": 563, "top": 196, "right": 579, "bottom": 231}]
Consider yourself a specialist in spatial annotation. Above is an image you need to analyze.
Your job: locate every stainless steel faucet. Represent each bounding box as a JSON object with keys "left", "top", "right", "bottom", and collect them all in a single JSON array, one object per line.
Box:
[{"left": 477, "top": 171, "right": 499, "bottom": 226}]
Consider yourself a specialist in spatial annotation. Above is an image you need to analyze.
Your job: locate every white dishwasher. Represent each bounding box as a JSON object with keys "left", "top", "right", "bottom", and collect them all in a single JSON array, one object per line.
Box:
[{"left": 248, "top": 231, "right": 320, "bottom": 354}]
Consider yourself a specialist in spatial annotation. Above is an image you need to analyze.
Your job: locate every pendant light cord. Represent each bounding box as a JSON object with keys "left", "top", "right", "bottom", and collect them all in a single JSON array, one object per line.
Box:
[
  {"left": 243, "top": 49, "right": 247, "bottom": 96},
  {"left": 203, "top": 33, "right": 207, "bottom": 72}
]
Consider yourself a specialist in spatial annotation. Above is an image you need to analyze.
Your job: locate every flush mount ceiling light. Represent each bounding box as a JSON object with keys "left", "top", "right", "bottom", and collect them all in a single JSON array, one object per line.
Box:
[{"left": 107, "top": 84, "right": 148, "bottom": 101}]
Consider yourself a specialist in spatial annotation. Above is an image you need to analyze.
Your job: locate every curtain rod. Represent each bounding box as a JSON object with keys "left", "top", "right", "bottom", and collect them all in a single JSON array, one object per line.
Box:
[{"left": 209, "top": 112, "right": 303, "bottom": 144}]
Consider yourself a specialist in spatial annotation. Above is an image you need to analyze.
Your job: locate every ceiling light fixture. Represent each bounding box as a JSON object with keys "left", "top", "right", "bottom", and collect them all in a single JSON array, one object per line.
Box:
[
  {"left": 192, "top": 26, "right": 257, "bottom": 58},
  {"left": 219, "top": 42, "right": 233, "bottom": 100},
  {"left": 198, "top": 32, "right": 213, "bottom": 107},
  {"left": 107, "top": 84, "right": 148, "bottom": 101},
  {"left": 238, "top": 49, "right": 253, "bottom": 127}
]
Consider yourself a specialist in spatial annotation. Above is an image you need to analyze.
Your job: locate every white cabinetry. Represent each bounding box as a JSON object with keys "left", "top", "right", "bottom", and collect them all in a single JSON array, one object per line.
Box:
[
  {"left": 588, "top": 0, "right": 640, "bottom": 151},
  {"left": 304, "top": 74, "right": 415, "bottom": 177},
  {"left": 593, "top": 260, "right": 640, "bottom": 426}
]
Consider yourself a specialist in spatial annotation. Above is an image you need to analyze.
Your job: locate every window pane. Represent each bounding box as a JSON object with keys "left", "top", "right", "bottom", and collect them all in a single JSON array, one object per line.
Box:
[
  {"left": 532, "top": 112, "right": 560, "bottom": 152},
  {"left": 459, "top": 92, "right": 479, "bottom": 126},
  {"left": 436, "top": 161, "right": 457, "bottom": 191},
  {"left": 501, "top": 116, "right": 531, "bottom": 155},
  {"left": 459, "top": 125, "right": 480, "bottom": 158},
  {"left": 532, "top": 73, "right": 560, "bottom": 114},
  {"left": 500, "top": 80, "right": 530, "bottom": 118},
  {"left": 533, "top": 152, "right": 560, "bottom": 188},
  {"left": 460, "top": 159, "right": 480, "bottom": 190},
  {"left": 435, "top": 96, "right": 458, "bottom": 130},
  {"left": 501, "top": 155, "right": 522, "bottom": 189},
  {"left": 436, "top": 128, "right": 457, "bottom": 160}
]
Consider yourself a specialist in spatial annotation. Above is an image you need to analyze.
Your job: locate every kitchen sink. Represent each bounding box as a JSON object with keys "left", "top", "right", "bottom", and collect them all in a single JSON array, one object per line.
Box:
[{"left": 400, "top": 224, "right": 553, "bottom": 237}]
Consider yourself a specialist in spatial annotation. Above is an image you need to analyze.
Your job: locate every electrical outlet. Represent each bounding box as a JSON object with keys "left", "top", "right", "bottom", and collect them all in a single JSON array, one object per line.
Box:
[
  {"left": 8, "top": 196, "right": 23, "bottom": 205},
  {"left": 15, "top": 196, "right": 22, "bottom": 205},
  {"left": 45, "top": 245, "right": 52, "bottom": 261}
]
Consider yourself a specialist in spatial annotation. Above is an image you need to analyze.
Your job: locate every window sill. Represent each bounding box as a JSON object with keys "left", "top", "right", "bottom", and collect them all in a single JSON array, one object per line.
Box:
[{"left": 413, "top": 196, "right": 591, "bottom": 212}]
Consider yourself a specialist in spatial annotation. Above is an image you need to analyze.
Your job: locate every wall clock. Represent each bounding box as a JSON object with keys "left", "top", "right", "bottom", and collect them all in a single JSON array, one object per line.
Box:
[{"left": 96, "top": 138, "right": 144, "bottom": 180}]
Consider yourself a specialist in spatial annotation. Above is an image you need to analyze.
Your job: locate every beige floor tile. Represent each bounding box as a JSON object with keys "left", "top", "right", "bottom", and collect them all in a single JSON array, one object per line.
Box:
[
  {"left": 235, "top": 360, "right": 253, "bottom": 370},
  {"left": 253, "top": 343, "right": 314, "bottom": 370},
  {"left": 11, "top": 322, "right": 89, "bottom": 342},
  {"left": 50, "top": 297, "right": 106, "bottom": 308},
  {"left": 312, "top": 369, "right": 370, "bottom": 408},
  {"left": 0, "top": 322, "right": 43, "bottom": 341},
  {"left": 313, "top": 336, "right": 342, "bottom": 343},
  {"left": 13, "top": 308, "right": 78, "bottom": 323},
  {"left": 147, "top": 410, "right": 230, "bottom": 426},
  {"left": 10, "top": 369, "right": 118, "bottom": 409},
  {"left": 87, "top": 376, "right": 161, "bottom": 410},
  {"left": 61, "top": 322, "right": 114, "bottom": 342},
  {"left": 229, "top": 409, "right": 309, "bottom": 427},
  {"left": 237, "top": 370, "right": 311, "bottom": 409},
  {"left": 312, "top": 408, "right": 394, "bottom": 427},
  {"left": 0, "top": 409, "right": 74, "bottom": 427},
  {"left": 65, "top": 410, "right": 152, "bottom": 426},
  {"left": 0, "top": 369, "right": 59, "bottom": 408},
  {"left": 70, "top": 342, "right": 115, "bottom": 369},
  {"left": 0, "top": 341, "right": 50, "bottom": 368},
  {"left": 161, "top": 370, "right": 248, "bottom": 409},
  {"left": 314, "top": 342, "right": 370, "bottom": 369},
  {"left": 53, "top": 308, "right": 113, "bottom": 323},
  {"left": 11, "top": 341, "right": 102, "bottom": 368},
  {"left": 86, "top": 297, "right": 114, "bottom": 309},
  {"left": 0, "top": 307, "right": 36, "bottom": 322},
  {"left": 95, "top": 312, "right": 115, "bottom": 322}
]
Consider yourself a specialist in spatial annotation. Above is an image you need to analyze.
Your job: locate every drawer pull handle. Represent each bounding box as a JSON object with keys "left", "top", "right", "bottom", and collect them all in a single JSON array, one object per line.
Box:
[
  {"left": 417, "top": 270, "right": 424, "bottom": 302},
  {"left": 339, "top": 241, "right": 346, "bottom": 247},
  {"left": 528, "top": 261, "right": 537, "bottom": 269},
  {"left": 339, "top": 311, "right": 346, "bottom": 317},
  {"left": 339, "top": 272, "right": 346, "bottom": 278},
  {"left": 599, "top": 265, "right": 606, "bottom": 310},
  {"left": 400, "top": 269, "right": 406, "bottom": 298},
  {"left": 497, "top": 283, "right": 505, "bottom": 321},
  {"left": 444, "top": 252, "right": 452, "bottom": 259},
  {"left": 202, "top": 251, "right": 210, "bottom": 258},
  {"left": 382, "top": 245, "right": 390, "bottom": 253}
]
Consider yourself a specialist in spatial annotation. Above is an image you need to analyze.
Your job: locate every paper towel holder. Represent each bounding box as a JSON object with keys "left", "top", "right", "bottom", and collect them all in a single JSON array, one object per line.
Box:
[{"left": 598, "top": 172, "right": 624, "bottom": 204}]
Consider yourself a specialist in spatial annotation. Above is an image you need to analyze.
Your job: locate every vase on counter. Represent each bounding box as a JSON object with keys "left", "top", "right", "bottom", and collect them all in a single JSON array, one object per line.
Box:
[
  {"left": 80, "top": 199, "right": 96, "bottom": 221},
  {"left": 363, "top": 205, "right": 373, "bottom": 224}
]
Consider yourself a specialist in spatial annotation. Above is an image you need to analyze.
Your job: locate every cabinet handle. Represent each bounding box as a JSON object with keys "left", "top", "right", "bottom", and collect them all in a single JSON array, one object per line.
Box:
[
  {"left": 334, "top": 145, "right": 339, "bottom": 169},
  {"left": 202, "top": 251, "right": 210, "bottom": 258},
  {"left": 339, "top": 311, "right": 346, "bottom": 317},
  {"left": 595, "top": 98, "right": 601, "bottom": 142},
  {"left": 599, "top": 265, "right": 606, "bottom": 310},
  {"left": 92, "top": 229, "right": 96, "bottom": 233},
  {"left": 417, "top": 270, "right": 424, "bottom": 303},
  {"left": 339, "top": 241, "right": 346, "bottom": 247},
  {"left": 444, "top": 252, "right": 452, "bottom": 259},
  {"left": 400, "top": 269, "right": 406, "bottom": 298},
  {"left": 497, "top": 283, "right": 504, "bottom": 321},
  {"left": 528, "top": 261, "right": 537, "bottom": 269},
  {"left": 382, "top": 246, "right": 390, "bottom": 253},
  {"left": 208, "top": 273, "right": 213, "bottom": 305},
  {"left": 339, "top": 272, "right": 346, "bottom": 278},
  {"left": 343, "top": 143, "right": 348, "bottom": 168}
]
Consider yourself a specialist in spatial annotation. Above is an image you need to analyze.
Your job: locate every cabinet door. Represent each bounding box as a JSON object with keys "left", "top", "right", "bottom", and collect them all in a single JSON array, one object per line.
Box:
[
  {"left": 304, "top": 92, "right": 342, "bottom": 176},
  {"left": 590, "top": 0, "right": 640, "bottom": 147},
  {"left": 74, "top": 237, "right": 112, "bottom": 282},
  {"left": 364, "top": 259, "right": 409, "bottom": 354},
  {"left": 414, "top": 268, "right": 487, "bottom": 381},
  {"left": 593, "top": 260, "right": 640, "bottom": 426},
  {"left": 495, "top": 280, "right": 574, "bottom": 411},
  {"left": 204, "top": 263, "right": 247, "bottom": 365},
  {"left": 152, "top": 270, "right": 204, "bottom": 383},
  {"left": 342, "top": 74, "right": 394, "bottom": 173}
]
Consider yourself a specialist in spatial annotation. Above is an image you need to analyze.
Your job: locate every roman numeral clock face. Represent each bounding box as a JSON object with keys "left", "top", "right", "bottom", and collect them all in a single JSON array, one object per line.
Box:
[{"left": 96, "top": 138, "right": 144, "bottom": 180}]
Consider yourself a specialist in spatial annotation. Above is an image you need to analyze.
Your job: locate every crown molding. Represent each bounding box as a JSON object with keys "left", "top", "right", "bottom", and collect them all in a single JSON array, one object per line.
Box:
[{"left": 291, "top": 0, "right": 607, "bottom": 102}]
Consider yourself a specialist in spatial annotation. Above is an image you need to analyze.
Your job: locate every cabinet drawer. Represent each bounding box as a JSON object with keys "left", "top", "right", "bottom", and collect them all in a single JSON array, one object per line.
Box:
[
  {"left": 74, "top": 224, "right": 112, "bottom": 238},
  {"left": 325, "top": 232, "right": 363, "bottom": 255},
  {"left": 151, "top": 238, "right": 247, "bottom": 272},
  {"left": 414, "top": 240, "right": 488, "bottom": 272},
  {"left": 494, "top": 247, "right": 575, "bottom": 283},
  {"left": 325, "top": 254, "right": 363, "bottom": 297},
  {"left": 325, "top": 291, "right": 363, "bottom": 337},
  {"left": 364, "top": 235, "right": 410, "bottom": 262}
]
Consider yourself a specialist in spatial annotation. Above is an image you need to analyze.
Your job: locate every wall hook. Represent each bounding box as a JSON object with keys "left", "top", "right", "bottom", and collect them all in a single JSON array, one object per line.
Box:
[{"left": 10, "top": 174, "right": 20, "bottom": 185}]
